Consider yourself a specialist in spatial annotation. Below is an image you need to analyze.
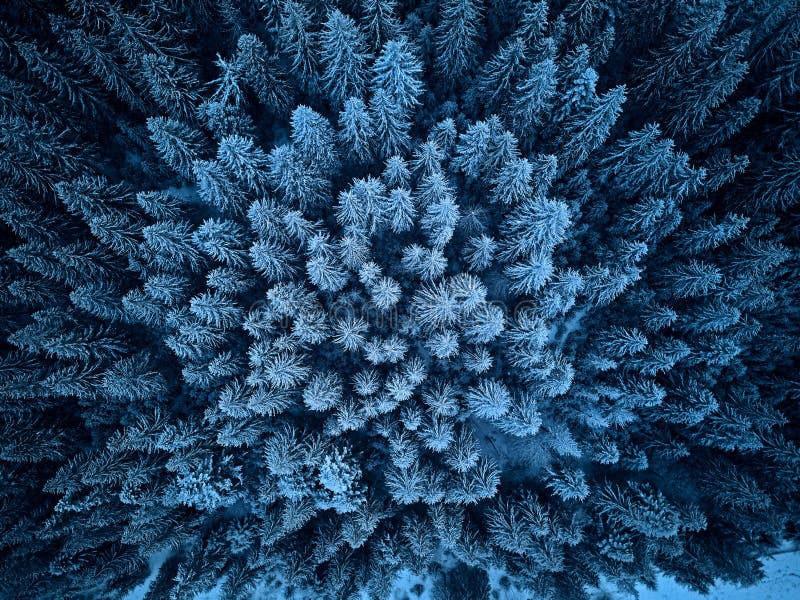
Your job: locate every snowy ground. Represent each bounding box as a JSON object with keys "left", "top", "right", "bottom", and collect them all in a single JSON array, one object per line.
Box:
[
  {"left": 591, "top": 548, "right": 800, "bottom": 600},
  {"left": 124, "top": 549, "right": 800, "bottom": 600},
  {"left": 635, "top": 550, "right": 800, "bottom": 600}
]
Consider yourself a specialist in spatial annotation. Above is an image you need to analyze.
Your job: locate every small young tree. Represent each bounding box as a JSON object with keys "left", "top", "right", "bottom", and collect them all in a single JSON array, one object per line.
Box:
[
  {"left": 320, "top": 9, "right": 372, "bottom": 109},
  {"left": 435, "top": 0, "right": 484, "bottom": 83},
  {"left": 338, "top": 97, "right": 373, "bottom": 163},
  {"left": 371, "top": 37, "right": 424, "bottom": 115}
]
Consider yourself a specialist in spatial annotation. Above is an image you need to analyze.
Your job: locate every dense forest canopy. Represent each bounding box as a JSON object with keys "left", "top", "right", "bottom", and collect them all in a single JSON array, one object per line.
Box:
[{"left": 0, "top": 0, "right": 798, "bottom": 598}]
